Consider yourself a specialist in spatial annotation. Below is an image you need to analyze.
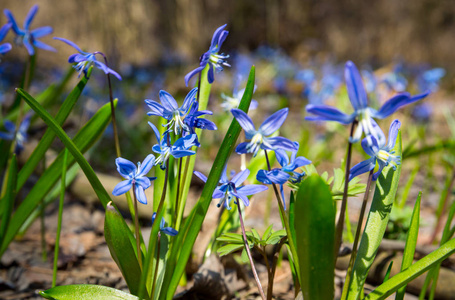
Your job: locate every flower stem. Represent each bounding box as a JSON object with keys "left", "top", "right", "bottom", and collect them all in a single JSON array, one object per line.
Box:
[
  {"left": 132, "top": 183, "right": 143, "bottom": 269},
  {"left": 150, "top": 233, "right": 161, "bottom": 299},
  {"left": 52, "top": 149, "right": 68, "bottom": 287},
  {"left": 174, "top": 158, "right": 183, "bottom": 227},
  {"left": 236, "top": 199, "right": 266, "bottom": 300},
  {"left": 263, "top": 150, "right": 300, "bottom": 286},
  {"left": 40, "top": 156, "right": 47, "bottom": 262},
  {"left": 341, "top": 169, "right": 374, "bottom": 300},
  {"left": 334, "top": 121, "right": 357, "bottom": 261}
]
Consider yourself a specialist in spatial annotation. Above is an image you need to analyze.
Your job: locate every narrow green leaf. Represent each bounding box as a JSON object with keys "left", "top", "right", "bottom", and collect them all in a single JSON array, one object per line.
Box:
[
  {"left": 266, "top": 230, "right": 286, "bottom": 245},
  {"left": 365, "top": 238, "right": 455, "bottom": 300},
  {"left": 383, "top": 261, "right": 393, "bottom": 282},
  {"left": 0, "top": 94, "right": 113, "bottom": 255},
  {"left": 16, "top": 67, "right": 91, "bottom": 190},
  {"left": 396, "top": 192, "right": 421, "bottom": 300},
  {"left": 217, "top": 244, "right": 245, "bottom": 256},
  {"left": 0, "top": 155, "right": 17, "bottom": 244},
  {"left": 295, "top": 174, "right": 335, "bottom": 300},
  {"left": 161, "top": 66, "right": 256, "bottom": 300},
  {"left": 263, "top": 225, "right": 273, "bottom": 241},
  {"left": 39, "top": 284, "right": 139, "bottom": 300},
  {"left": 104, "top": 202, "right": 143, "bottom": 297},
  {"left": 347, "top": 131, "right": 402, "bottom": 300}
]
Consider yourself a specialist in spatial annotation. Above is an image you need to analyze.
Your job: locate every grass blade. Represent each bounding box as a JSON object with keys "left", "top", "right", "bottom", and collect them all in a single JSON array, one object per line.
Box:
[{"left": 0, "top": 155, "right": 17, "bottom": 244}]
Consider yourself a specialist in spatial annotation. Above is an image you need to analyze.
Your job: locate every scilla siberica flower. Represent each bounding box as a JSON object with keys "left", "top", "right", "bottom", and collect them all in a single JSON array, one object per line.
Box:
[
  {"left": 183, "top": 101, "right": 217, "bottom": 146},
  {"left": 4, "top": 5, "right": 55, "bottom": 56},
  {"left": 54, "top": 37, "right": 122, "bottom": 80},
  {"left": 257, "top": 142, "right": 311, "bottom": 209},
  {"left": 185, "top": 24, "right": 230, "bottom": 87},
  {"left": 349, "top": 119, "right": 401, "bottom": 181},
  {"left": 112, "top": 154, "right": 157, "bottom": 205},
  {"left": 231, "top": 108, "right": 297, "bottom": 157},
  {"left": 145, "top": 88, "right": 197, "bottom": 135},
  {"left": 0, "top": 113, "right": 32, "bottom": 154},
  {"left": 194, "top": 166, "right": 268, "bottom": 210},
  {"left": 306, "top": 61, "right": 429, "bottom": 145},
  {"left": 149, "top": 122, "right": 197, "bottom": 169},
  {"left": 0, "top": 23, "right": 12, "bottom": 55},
  {"left": 151, "top": 213, "right": 178, "bottom": 236}
]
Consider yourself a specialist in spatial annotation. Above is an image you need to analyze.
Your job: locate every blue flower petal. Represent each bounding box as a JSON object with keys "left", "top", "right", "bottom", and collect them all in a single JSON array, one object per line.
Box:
[
  {"left": 274, "top": 149, "right": 289, "bottom": 168},
  {"left": 386, "top": 119, "right": 401, "bottom": 151},
  {"left": 232, "top": 192, "right": 250, "bottom": 207},
  {"left": 171, "top": 149, "right": 196, "bottom": 159},
  {"left": 145, "top": 100, "right": 166, "bottom": 118},
  {"left": 159, "top": 90, "right": 178, "bottom": 112},
  {"left": 0, "top": 131, "right": 14, "bottom": 140},
  {"left": 93, "top": 61, "right": 122, "bottom": 80},
  {"left": 0, "top": 43, "right": 12, "bottom": 54},
  {"left": 231, "top": 109, "right": 256, "bottom": 135},
  {"left": 181, "top": 88, "right": 197, "bottom": 113},
  {"left": 112, "top": 180, "right": 132, "bottom": 196},
  {"left": 259, "top": 108, "right": 289, "bottom": 136},
  {"left": 235, "top": 142, "right": 249, "bottom": 154},
  {"left": 212, "top": 188, "right": 225, "bottom": 199},
  {"left": 0, "top": 23, "right": 12, "bottom": 40},
  {"left": 207, "top": 64, "right": 215, "bottom": 83},
  {"left": 137, "top": 154, "right": 156, "bottom": 177},
  {"left": 3, "top": 9, "right": 21, "bottom": 34},
  {"left": 210, "top": 24, "right": 227, "bottom": 49},
  {"left": 230, "top": 169, "right": 250, "bottom": 186},
  {"left": 115, "top": 157, "right": 136, "bottom": 179},
  {"left": 194, "top": 171, "right": 208, "bottom": 183},
  {"left": 135, "top": 185, "right": 148, "bottom": 204},
  {"left": 161, "top": 227, "right": 178, "bottom": 236},
  {"left": 266, "top": 136, "right": 298, "bottom": 152},
  {"left": 54, "top": 37, "right": 83, "bottom": 53},
  {"left": 23, "top": 37, "right": 35, "bottom": 55},
  {"left": 3, "top": 120, "right": 16, "bottom": 133},
  {"left": 256, "top": 169, "right": 289, "bottom": 185},
  {"left": 31, "top": 26, "right": 52, "bottom": 38},
  {"left": 33, "top": 40, "right": 56, "bottom": 52},
  {"left": 361, "top": 135, "right": 379, "bottom": 157},
  {"left": 184, "top": 66, "right": 205, "bottom": 87},
  {"left": 348, "top": 157, "right": 376, "bottom": 181},
  {"left": 306, "top": 104, "right": 355, "bottom": 125},
  {"left": 345, "top": 61, "right": 368, "bottom": 110},
  {"left": 372, "top": 91, "right": 429, "bottom": 119},
  {"left": 24, "top": 5, "right": 38, "bottom": 30}
]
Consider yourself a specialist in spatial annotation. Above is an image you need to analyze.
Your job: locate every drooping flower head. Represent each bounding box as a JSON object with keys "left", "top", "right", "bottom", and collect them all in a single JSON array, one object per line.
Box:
[
  {"left": 257, "top": 142, "right": 311, "bottom": 209},
  {"left": 151, "top": 213, "right": 178, "bottom": 236},
  {"left": 0, "top": 113, "right": 32, "bottom": 154},
  {"left": 221, "top": 75, "right": 258, "bottom": 112},
  {"left": 306, "top": 61, "right": 429, "bottom": 144},
  {"left": 231, "top": 107, "right": 297, "bottom": 157},
  {"left": 183, "top": 101, "right": 217, "bottom": 146},
  {"left": 194, "top": 166, "right": 268, "bottom": 210},
  {"left": 145, "top": 88, "right": 197, "bottom": 135},
  {"left": 185, "top": 24, "right": 230, "bottom": 87},
  {"left": 54, "top": 37, "right": 122, "bottom": 80},
  {"left": 149, "top": 122, "right": 197, "bottom": 169},
  {"left": 112, "top": 154, "right": 157, "bottom": 205},
  {"left": 0, "top": 23, "right": 12, "bottom": 55},
  {"left": 349, "top": 120, "right": 401, "bottom": 181},
  {"left": 4, "top": 5, "right": 55, "bottom": 55}
]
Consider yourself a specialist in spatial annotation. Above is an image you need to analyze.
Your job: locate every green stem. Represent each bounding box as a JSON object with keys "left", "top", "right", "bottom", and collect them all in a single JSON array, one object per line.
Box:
[
  {"left": 150, "top": 233, "right": 161, "bottom": 299},
  {"left": 40, "top": 155, "right": 47, "bottom": 262},
  {"left": 132, "top": 183, "right": 143, "bottom": 269},
  {"left": 334, "top": 121, "right": 357, "bottom": 261},
  {"left": 174, "top": 158, "right": 183, "bottom": 227},
  {"left": 52, "top": 149, "right": 68, "bottom": 287},
  {"left": 264, "top": 149, "right": 300, "bottom": 286},
  {"left": 341, "top": 169, "right": 374, "bottom": 300},
  {"left": 236, "top": 198, "right": 266, "bottom": 300}
]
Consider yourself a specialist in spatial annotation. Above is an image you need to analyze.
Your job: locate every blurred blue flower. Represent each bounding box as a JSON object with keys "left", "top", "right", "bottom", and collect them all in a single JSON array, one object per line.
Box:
[
  {"left": 231, "top": 107, "right": 297, "bottom": 157},
  {"left": 151, "top": 213, "right": 178, "bottom": 236},
  {"left": 194, "top": 166, "right": 268, "bottom": 210},
  {"left": 112, "top": 154, "right": 157, "bottom": 205},
  {"left": 3, "top": 5, "right": 55, "bottom": 55},
  {"left": 306, "top": 61, "right": 429, "bottom": 144},
  {"left": 349, "top": 120, "right": 401, "bottom": 181},
  {"left": 149, "top": 122, "right": 197, "bottom": 169},
  {"left": 185, "top": 24, "right": 230, "bottom": 86},
  {"left": 221, "top": 75, "right": 258, "bottom": 112},
  {"left": 411, "top": 103, "right": 432, "bottom": 123},
  {"left": 183, "top": 101, "right": 217, "bottom": 146},
  {"left": 417, "top": 68, "right": 445, "bottom": 93},
  {"left": 54, "top": 37, "right": 122, "bottom": 80},
  {"left": 0, "top": 23, "right": 12, "bottom": 55},
  {"left": 145, "top": 88, "right": 197, "bottom": 135},
  {"left": 257, "top": 142, "right": 311, "bottom": 209},
  {"left": 0, "top": 113, "right": 32, "bottom": 154},
  {"left": 379, "top": 64, "right": 408, "bottom": 93}
]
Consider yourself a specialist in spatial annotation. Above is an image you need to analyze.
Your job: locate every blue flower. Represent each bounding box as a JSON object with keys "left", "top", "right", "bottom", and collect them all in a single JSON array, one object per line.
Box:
[
  {"left": 349, "top": 120, "right": 401, "bottom": 181},
  {"left": 194, "top": 166, "right": 268, "bottom": 210},
  {"left": 0, "top": 113, "right": 32, "bottom": 154},
  {"left": 151, "top": 213, "right": 178, "bottom": 236},
  {"left": 145, "top": 88, "right": 197, "bottom": 135},
  {"left": 256, "top": 142, "right": 311, "bottom": 209},
  {"left": 112, "top": 154, "right": 157, "bottom": 205},
  {"left": 4, "top": 5, "right": 55, "bottom": 55},
  {"left": 54, "top": 37, "right": 122, "bottom": 80},
  {"left": 306, "top": 61, "right": 429, "bottom": 144},
  {"left": 0, "top": 23, "right": 12, "bottom": 55},
  {"left": 231, "top": 108, "right": 297, "bottom": 157},
  {"left": 149, "top": 122, "right": 197, "bottom": 169},
  {"left": 417, "top": 68, "right": 445, "bottom": 93},
  {"left": 183, "top": 101, "right": 217, "bottom": 146},
  {"left": 221, "top": 75, "right": 258, "bottom": 112},
  {"left": 185, "top": 24, "right": 230, "bottom": 87}
]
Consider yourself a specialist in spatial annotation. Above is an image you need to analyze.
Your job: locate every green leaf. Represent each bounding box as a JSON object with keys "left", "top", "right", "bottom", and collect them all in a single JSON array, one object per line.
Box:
[
  {"left": 104, "top": 202, "right": 143, "bottom": 297},
  {"left": 0, "top": 155, "right": 17, "bottom": 244},
  {"left": 241, "top": 248, "right": 249, "bottom": 263},
  {"left": 347, "top": 131, "right": 403, "bottom": 300},
  {"left": 396, "top": 192, "right": 421, "bottom": 300},
  {"left": 294, "top": 174, "right": 335, "bottom": 300},
  {"left": 160, "top": 66, "right": 256, "bottom": 300},
  {"left": 251, "top": 228, "right": 261, "bottom": 241},
  {"left": 266, "top": 229, "right": 286, "bottom": 245},
  {"left": 262, "top": 225, "right": 273, "bottom": 241},
  {"left": 39, "top": 284, "right": 139, "bottom": 300},
  {"left": 216, "top": 233, "right": 243, "bottom": 244},
  {"left": 365, "top": 238, "right": 455, "bottom": 300},
  {"left": 16, "top": 68, "right": 91, "bottom": 190},
  {"left": 217, "top": 244, "right": 245, "bottom": 256},
  {"left": 383, "top": 261, "right": 393, "bottom": 282},
  {"left": 0, "top": 93, "right": 113, "bottom": 256}
]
